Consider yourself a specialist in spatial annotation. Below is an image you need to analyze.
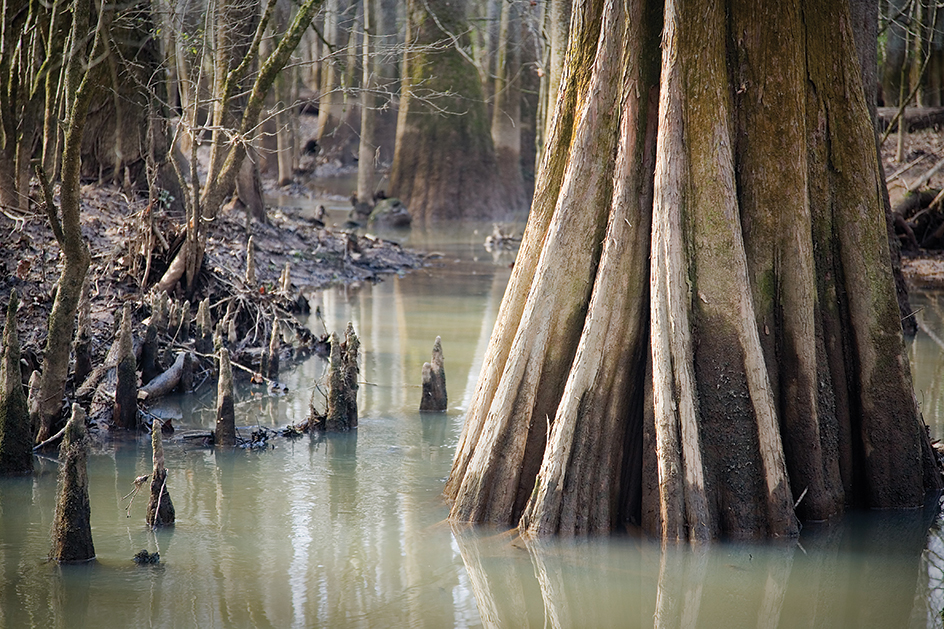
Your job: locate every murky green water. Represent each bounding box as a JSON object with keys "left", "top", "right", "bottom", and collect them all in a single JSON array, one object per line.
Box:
[{"left": 3, "top": 211, "right": 944, "bottom": 628}]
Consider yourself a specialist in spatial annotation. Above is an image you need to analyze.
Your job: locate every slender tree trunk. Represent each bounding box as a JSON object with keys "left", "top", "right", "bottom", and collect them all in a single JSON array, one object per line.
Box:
[
  {"left": 356, "top": 0, "right": 378, "bottom": 203},
  {"left": 31, "top": 0, "right": 100, "bottom": 442}
]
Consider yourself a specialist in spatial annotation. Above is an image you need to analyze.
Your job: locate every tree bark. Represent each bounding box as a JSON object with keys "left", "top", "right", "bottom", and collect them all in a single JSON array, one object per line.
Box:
[
  {"left": 31, "top": 0, "right": 100, "bottom": 442},
  {"left": 215, "top": 348, "right": 236, "bottom": 446},
  {"left": 446, "top": 0, "right": 941, "bottom": 541},
  {"left": 420, "top": 336, "right": 447, "bottom": 411},
  {"left": 114, "top": 306, "right": 138, "bottom": 430},
  {"left": 146, "top": 419, "right": 175, "bottom": 526}
]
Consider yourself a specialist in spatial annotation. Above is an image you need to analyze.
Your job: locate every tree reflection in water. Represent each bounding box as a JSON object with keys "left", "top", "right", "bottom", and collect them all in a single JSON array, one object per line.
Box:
[{"left": 453, "top": 500, "right": 944, "bottom": 628}]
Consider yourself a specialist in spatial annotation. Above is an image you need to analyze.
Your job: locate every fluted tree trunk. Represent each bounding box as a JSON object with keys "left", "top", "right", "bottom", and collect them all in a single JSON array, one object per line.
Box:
[{"left": 446, "top": 0, "right": 941, "bottom": 542}]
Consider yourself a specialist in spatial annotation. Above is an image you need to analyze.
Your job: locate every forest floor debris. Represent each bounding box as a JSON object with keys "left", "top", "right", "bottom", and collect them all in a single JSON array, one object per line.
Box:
[{"left": 0, "top": 175, "right": 425, "bottom": 438}]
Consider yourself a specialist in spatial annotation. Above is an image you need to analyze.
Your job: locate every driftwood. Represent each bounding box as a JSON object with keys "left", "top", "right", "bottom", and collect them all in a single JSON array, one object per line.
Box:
[
  {"left": 420, "top": 336, "right": 447, "bottom": 412},
  {"left": 76, "top": 336, "right": 142, "bottom": 402},
  {"left": 139, "top": 351, "right": 190, "bottom": 401}
]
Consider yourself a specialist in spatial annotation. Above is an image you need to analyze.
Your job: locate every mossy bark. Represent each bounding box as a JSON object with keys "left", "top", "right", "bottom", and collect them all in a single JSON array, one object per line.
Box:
[
  {"left": 52, "top": 404, "right": 94, "bottom": 563},
  {"left": 447, "top": 0, "right": 940, "bottom": 541},
  {"left": 0, "top": 290, "right": 32, "bottom": 474},
  {"left": 31, "top": 0, "right": 103, "bottom": 442}
]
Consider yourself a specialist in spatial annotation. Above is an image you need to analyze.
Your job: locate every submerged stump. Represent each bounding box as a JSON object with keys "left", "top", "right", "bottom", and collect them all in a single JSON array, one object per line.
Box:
[
  {"left": 146, "top": 420, "right": 175, "bottom": 526},
  {"left": 324, "top": 323, "right": 360, "bottom": 431},
  {"left": 52, "top": 404, "right": 95, "bottom": 563},
  {"left": 216, "top": 348, "right": 236, "bottom": 446},
  {"left": 420, "top": 336, "right": 447, "bottom": 412},
  {"left": 0, "top": 290, "right": 32, "bottom": 474}
]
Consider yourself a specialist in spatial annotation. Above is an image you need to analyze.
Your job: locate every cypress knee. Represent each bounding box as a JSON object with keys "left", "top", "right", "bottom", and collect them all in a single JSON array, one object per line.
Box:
[
  {"left": 114, "top": 305, "right": 138, "bottom": 430},
  {"left": 420, "top": 336, "right": 447, "bottom": 412},
  {"left": 52, "top": 404, "right": 95, "bottom": 563},
  {"left": 146, "top": 420, "right": 175, "bottom": 526},
  {"left": 0, "top": 290, "right": 32, "bottom": 474},
  {"left": 216, "top": 348, "right": 236, "bottom": 446}
]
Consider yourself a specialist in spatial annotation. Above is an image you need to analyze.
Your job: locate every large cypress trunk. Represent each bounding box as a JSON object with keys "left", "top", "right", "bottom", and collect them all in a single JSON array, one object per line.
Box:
[{"left": 446, "top": 0, "right": 941, "bottom": 541}]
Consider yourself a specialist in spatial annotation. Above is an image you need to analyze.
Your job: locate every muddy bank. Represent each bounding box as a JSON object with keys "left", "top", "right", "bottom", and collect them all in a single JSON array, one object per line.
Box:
[{"left": 0, "top": 181, "right": 424, "bottom": 435}]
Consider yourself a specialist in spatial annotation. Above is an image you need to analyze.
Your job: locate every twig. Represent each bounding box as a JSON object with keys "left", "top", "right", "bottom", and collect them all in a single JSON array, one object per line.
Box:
[
  {"left": 32, "top": 424, "right": 67, "bottom": 451},
  {"left": 886, "top": 154, "right": 927, "bottom": 183}
]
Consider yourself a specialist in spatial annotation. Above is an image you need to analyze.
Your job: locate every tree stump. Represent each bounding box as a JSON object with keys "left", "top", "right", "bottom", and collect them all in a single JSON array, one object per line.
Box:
[
  {"left": 264, "top": 321, "right": 280, "bottom": 380},
  {"left": 146, "top": 420, "right": 175, "bottom": 526},
  {"left": 0, "top": 290, "right": 32, "bottom": 474},
  {"left": 52, "top": 404, "right": 95, "bottom": 562},
  {"left": 114, "top": 305, "right": 138, "bottom": 430},
  {"left": 195, "top": 297, "right": 213, "bottom": 356},
  {"left": 215, "top": 348, "right": 236, "bottom": 446},
  {"left": 420, "top": 336, "right": 447, "bottom": 412},
  {"left": 325, "top": 323, "right": 359, "bottom": 431}
]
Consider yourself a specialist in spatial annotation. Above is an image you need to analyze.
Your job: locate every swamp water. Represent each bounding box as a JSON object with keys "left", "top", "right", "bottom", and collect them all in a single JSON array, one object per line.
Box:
[{"left": 3, "top": 210, "right": 944, "bottom": 627}]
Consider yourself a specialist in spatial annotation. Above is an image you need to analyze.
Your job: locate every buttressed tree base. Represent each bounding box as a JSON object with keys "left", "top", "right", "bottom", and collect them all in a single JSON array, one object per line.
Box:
[{"left": 445, "top": 0, "right": 942, "bottom": 541}]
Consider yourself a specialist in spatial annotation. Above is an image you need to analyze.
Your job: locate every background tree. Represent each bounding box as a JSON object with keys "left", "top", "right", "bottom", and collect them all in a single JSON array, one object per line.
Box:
[
  {"left": 446, "top": 0, "right": 941, "bottom": 541},
  {"left": 389, "top": 0, "right": 506, "bottom": 222},
  {"left": 490, "top": 0, "right": 527, "bottom": 210},
  {"left": 156, "top": 0, "right": 325, "bottom": 295},
  {"left": 0, "top": 0, "right": 51, "bottom": 213}
]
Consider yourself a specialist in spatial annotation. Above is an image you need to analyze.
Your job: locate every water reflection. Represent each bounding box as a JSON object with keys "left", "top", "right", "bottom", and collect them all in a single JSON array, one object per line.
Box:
[{"left": 450, "top": 504, "right": 944, "bottom": 629}]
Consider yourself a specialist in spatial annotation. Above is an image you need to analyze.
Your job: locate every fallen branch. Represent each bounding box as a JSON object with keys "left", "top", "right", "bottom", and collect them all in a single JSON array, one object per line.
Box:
[
  {"left": 33, "top": 424, "right": 67, "bottom": 451},
  {"left": 139, "top": 351, "right": 189, "bottom": 401},
  {"left": 906, "top": 156, "right": 944, "bottom": 193}
]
